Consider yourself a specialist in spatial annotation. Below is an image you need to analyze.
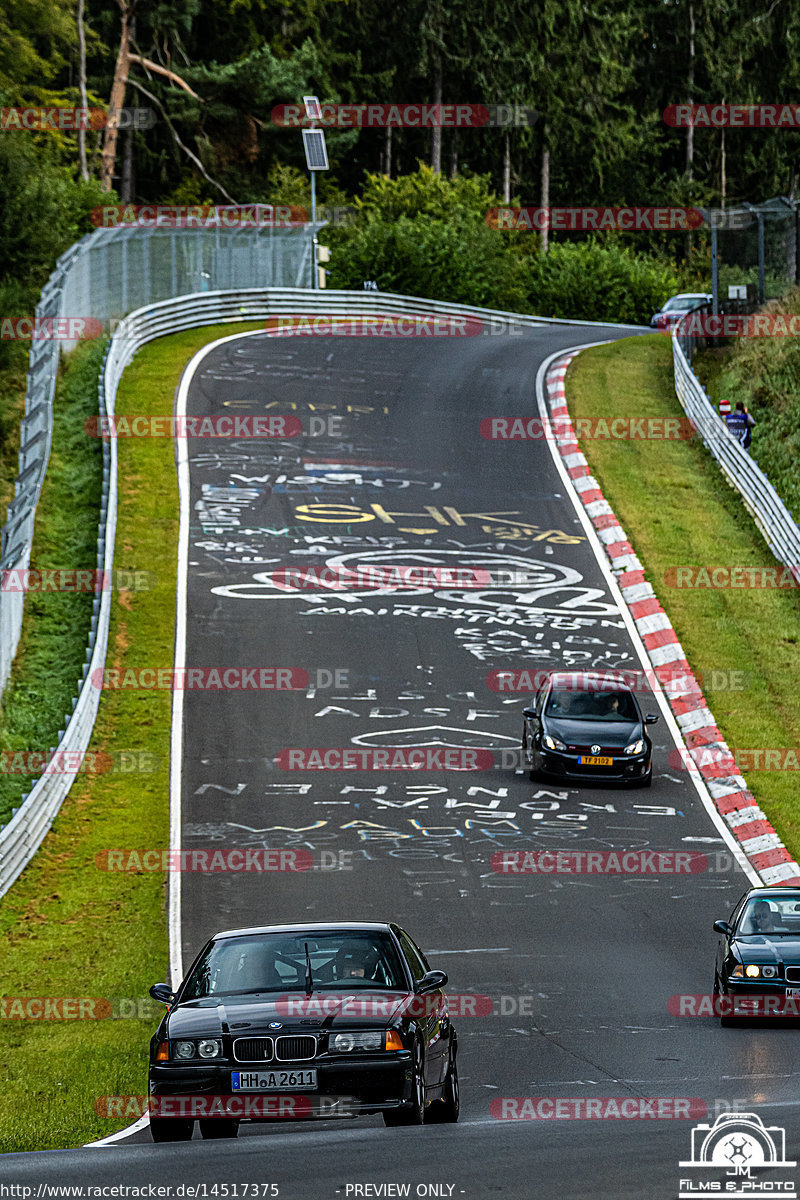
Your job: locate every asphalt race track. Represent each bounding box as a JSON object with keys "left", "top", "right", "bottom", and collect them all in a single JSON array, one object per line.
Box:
[{"left": 3, "top": 321, "right": 799, "bottom": 1198}]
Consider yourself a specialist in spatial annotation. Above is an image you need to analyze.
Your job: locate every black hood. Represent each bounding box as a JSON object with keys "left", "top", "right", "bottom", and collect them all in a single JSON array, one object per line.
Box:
[
  {"left": 165, "top": 991, "right": 412, "bottom": 1037},
  {"left": 544, "top": 716, "right": 641, "bottom": 749},
  {"left": 735, "top": 936, "right": 800, "bottom": 964}
]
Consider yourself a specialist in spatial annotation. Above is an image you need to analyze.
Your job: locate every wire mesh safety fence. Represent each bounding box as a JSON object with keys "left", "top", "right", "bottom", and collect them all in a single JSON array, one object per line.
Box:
[
  {"left": 59, "top": 224, "right": 314, "bottom": 344},
  {"left": 702, "top": 196, "right": 800, "bottom": 302}
]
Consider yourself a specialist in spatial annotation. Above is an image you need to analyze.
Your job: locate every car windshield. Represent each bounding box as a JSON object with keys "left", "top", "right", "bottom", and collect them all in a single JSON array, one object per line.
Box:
[
  {"left": 738, "top": 896, "right": 800, "bottom": 935},
  {"left": 180, "top": 931, "right": 407, "bottom": 998},
  {"left": 662, "top": 296, "right": 705, "bottom": 312},
  {"left": 545, "top": 688, "right": 638, "bottom": 721}
]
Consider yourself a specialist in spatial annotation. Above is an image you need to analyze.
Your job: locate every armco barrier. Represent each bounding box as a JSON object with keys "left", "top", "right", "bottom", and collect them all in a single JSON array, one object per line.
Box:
[
  {"left": 671, "top": 316, "right": 800, "bottom": 569},
  {"left": 0, "top": 350, "right": 115, "bottom": 900},
  {"left": 0, "top": 289, "right": 642, "bottom": 899}
]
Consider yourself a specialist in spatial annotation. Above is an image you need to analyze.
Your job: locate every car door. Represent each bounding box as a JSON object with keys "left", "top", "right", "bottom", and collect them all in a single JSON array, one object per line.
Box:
[
  {"left": 528, "top": 686, "right": 548, "bottom": 767},
  {"left": 717, "top": 897, "right": 745, "bottom": 985},
  {"left": 398, "top": 929, "right": 448, "bottom": 1088}
]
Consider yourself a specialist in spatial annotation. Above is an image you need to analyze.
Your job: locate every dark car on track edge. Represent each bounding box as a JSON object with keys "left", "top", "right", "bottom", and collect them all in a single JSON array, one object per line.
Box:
[
  {"left": 714, "top": 887, "right": 800, "bottom": 1024},
  {"left": 148, "top": 921, "right": 459, "bottom": 1140},
  {"left": 521, "top": 670, "right": 658, "bottom": 787}
]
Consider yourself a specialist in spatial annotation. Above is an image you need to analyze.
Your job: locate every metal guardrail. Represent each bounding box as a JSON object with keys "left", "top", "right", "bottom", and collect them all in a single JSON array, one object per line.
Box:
[
  {"left": 0, "top": 287, "right": 643, "bottom": 899},
  {"left": 672, "top": 311, "right": 800, "bottom": 571},
  {"left": 0, "top": 357, "right": 115, "bottom": 898}
]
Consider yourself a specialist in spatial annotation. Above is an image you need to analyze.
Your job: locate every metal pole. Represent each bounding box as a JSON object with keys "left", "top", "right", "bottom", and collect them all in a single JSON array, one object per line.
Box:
[
  {"left": 758, "top": 213, "right": 765, "bottom": 302},
  {"left": 121, "top": 232, "right": 129, "bottom": 314},
  {"left": 711, "top": 224, "right": 718, "bottom": 316},
  {"left": 311, "top": 171, "right": 318, "bottom": 290}
]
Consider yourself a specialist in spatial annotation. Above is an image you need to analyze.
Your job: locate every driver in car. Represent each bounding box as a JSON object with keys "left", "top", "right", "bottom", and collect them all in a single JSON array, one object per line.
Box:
[
  {"left": 335, "top": 942, "right": 380, "bottom": 981},
  {"left": 749, "top": 900, "right": 778, "bottom": 933}
]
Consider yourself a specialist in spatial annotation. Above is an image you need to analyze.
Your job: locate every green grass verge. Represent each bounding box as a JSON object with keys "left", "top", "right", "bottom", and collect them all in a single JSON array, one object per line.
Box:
[
  {"left": 567, "top": 336, "right": 800, "bottom": 857},
  {"left": 0, "top": 341, "right": 104, "bottom": 826},
  {"left": 0, "top": 321, "right": 261, "bottom": 1154}
]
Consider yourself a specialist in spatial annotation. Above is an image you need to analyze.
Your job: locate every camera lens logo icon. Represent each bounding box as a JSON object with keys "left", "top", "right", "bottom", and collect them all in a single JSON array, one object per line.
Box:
[{"left": 681, "top": 1112, "right": 795, "bottom": 1168}]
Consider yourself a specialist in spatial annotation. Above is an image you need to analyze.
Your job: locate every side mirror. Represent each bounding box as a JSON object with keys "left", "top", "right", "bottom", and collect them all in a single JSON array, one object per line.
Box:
[
  {"left": 150, "top": 982, "right": 176, "bottom": 1006},
  {"left": 645, "top": 714, "right": 659, "bottom": 725},
  {"left": 713, "top": 920, "right": 732, "bottom": 936},
  {"left": 416, "top": 969, "right": 448, "bottom": 995},
  {"left": 523, "top": 708, "right": 536, "bottom": 719}
]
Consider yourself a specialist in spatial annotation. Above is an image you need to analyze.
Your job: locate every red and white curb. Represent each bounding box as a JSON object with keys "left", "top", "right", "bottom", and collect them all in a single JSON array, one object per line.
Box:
[{"left": 546, "top": 352, "right": 800, "bottom": 888}]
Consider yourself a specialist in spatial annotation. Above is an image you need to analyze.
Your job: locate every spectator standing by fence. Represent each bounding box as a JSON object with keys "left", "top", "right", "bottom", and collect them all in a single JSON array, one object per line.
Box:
[{"left": 725, "top": 400, "right": 755, "bottom": 451}]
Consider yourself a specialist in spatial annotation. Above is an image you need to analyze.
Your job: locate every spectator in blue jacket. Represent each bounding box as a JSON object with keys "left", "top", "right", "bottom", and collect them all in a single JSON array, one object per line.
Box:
[{"left": 725, "top": 401, "right": 755, "bottom": 451}]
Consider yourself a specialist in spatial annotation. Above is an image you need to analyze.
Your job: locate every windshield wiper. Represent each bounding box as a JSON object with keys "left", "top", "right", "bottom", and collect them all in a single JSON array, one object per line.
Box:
[{"left": 304, "top": 942, "right": 314, "bottom": 996}]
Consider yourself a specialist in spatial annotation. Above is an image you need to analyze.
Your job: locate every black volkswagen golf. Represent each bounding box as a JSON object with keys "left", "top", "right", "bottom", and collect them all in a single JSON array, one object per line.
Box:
[
  {"left": 521, "top": 670, "right": 658, "bottom": 787},
  {"left": 148, "top": 921, "right": 458, "bottom": 1140}
]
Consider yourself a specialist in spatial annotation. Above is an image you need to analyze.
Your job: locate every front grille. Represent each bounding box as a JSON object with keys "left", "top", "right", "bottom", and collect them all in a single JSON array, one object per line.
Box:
[
  {"left": 569, "top": 745, "right": 618, "bottom": 756},
  {"left": 233, "top": 1037, "right": 274, "bottom": 1062},
  {"left": 275, "top": 1035, "right": 317, "bottom": 1061},
  {"left": 784, "top": 967, "right": 800, "bottom": 983}
]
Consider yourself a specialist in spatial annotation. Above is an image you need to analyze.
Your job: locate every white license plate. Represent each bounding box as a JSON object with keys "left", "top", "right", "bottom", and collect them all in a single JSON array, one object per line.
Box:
[
  {"left": 232, "top": 1069, "right": 317, "bottom": 1091},
  {"left": 786, "top": 988, "right": 800, "bottom": 996},
  {"left": 579, "top": 755, "right": 613, "bottom": 766}
]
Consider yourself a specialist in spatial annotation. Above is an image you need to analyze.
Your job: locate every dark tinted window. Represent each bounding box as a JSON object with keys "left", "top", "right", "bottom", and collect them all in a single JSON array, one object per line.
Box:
[
  {"left": 181, "top": 931, "right": 405, "bottom": 998},
  {"left": 545, "top": 688, "right": 638, "bottom": 721},
  {"left": 739, "top": 896, "right": 800, "bottom": 935},
  {"left": 398, "top": 931, "right": 427, "bottom": 982}
]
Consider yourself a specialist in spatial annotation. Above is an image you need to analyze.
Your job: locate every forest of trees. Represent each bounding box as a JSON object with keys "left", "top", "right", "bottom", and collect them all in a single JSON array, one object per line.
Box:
[{"left": 1, "top": 0, "right": 798, "bottom": 316}]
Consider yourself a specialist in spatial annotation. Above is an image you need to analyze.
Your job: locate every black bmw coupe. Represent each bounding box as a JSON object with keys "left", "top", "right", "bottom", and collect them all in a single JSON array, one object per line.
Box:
[
  {"left": 714, "top": 887, "right": 800, "bottom": 1023},
  {"left": 148, "top": 921, "right": 459, "bottom": 1140},
  {"left": 521, "top": 670, "right": 658, "bottom": 787}
]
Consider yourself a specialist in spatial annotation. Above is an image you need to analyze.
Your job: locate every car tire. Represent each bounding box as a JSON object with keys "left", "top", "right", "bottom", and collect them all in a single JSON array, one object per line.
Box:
[
  {"left": 715, "top": 973, "right": 737, "bottom": 1026},
  {"left": 150, "top": 1117, "right": 194, "bottom": 1142},
  {"left": 522, "top": 729, "right": 541, "bottom": 781},
  {"left": 198, "top": 1119, "right": 239, "bottom": 1139},
  {"left": 383, "top": 1042, "right": 425, "bottom": 1126},
  {"left": 425, "top": 1045, "right": 459, "bottom": 1124}
]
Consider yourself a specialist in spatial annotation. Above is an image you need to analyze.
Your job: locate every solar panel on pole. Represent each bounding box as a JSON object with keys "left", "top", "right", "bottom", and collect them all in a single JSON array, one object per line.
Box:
[{"left": 303, "top": 129, "right": 329, "bottom": 171}]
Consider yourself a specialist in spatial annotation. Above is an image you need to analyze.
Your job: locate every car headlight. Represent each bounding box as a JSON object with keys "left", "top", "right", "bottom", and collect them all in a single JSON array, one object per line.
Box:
[
  {"left": 745, "top": 965, "right": 761, "bottom": 979},
  {"left": 624, "top": 739, "right": 645, "bottom": 756},
  {"left": 730, "top": 965, "right": 743, "bottom": 979},
  {"left": 174, "top": 1040, "right": 196, "bottom": 1059},
  {"left": 198, "top": 1039, "right": 222, "bottom": 1058},
  {"left": 762, "top": 966, "right": 778, "bottom": 979},
  {"left": 331, "top": 1031, "right": 386, "bottom": 1053},
  {"left": 543, "top": 735, "right": 566, "bottom": 752}
]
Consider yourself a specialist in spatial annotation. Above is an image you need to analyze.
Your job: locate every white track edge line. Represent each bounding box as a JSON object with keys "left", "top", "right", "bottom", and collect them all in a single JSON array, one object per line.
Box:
[{"left": 534, "top": 344, "right": 761, "bottom": 888}]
